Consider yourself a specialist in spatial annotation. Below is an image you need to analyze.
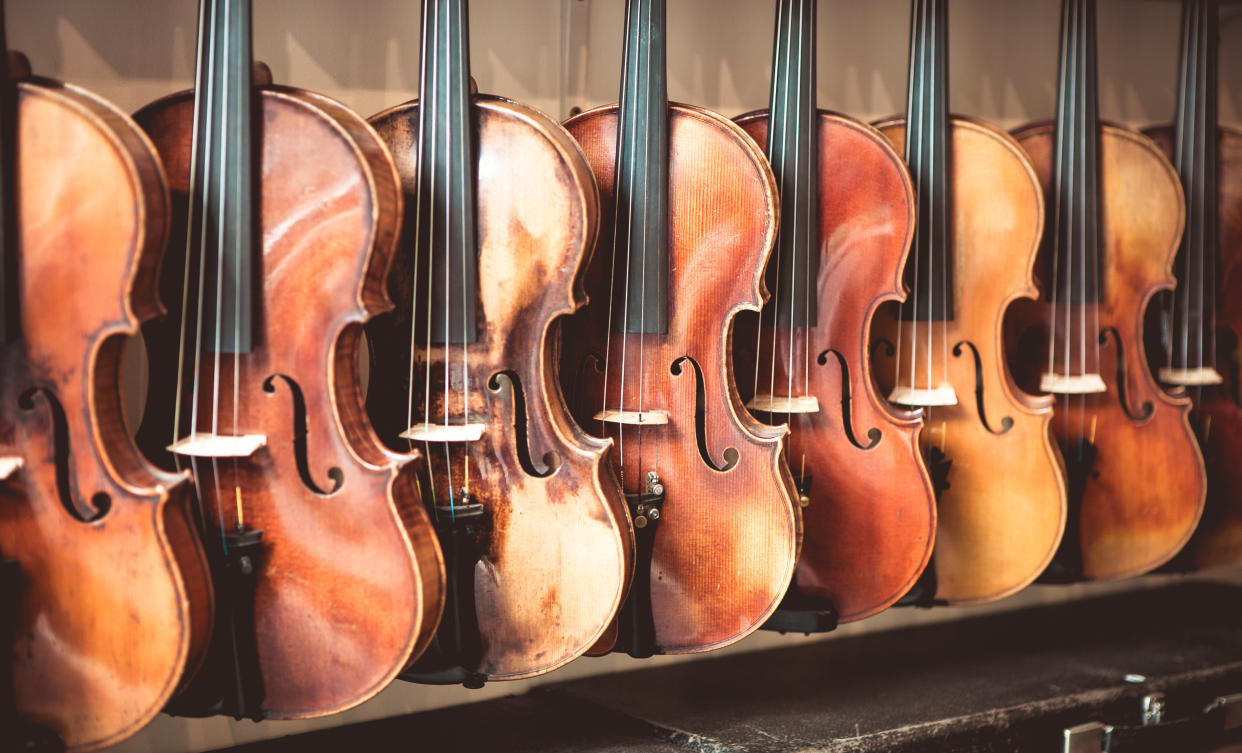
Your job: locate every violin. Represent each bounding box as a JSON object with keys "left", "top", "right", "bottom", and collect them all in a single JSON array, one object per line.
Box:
[
  {"left": 0, "top": 14, "right": 199, "bottom": 751},
  {"left": 560, "top": 0, "right": 799, "bottom": 655},
  {"left": 364, "top": 0, "right": 630, "bottom": 683},
  {"left": 1143, "top": 0, "right": 1242, "bottom": 570},
  {"left": 733, "top": 0, "right": 934, "bottom": 622},
  {"left": 133, "top": 0, "right": 440, "bottom": 717},
  {"left": 872, "top": 0, "right": 1067, "bottom": 604},
  {"left": 1009, "top": 0, "right": 1205, "bottom": 580}
]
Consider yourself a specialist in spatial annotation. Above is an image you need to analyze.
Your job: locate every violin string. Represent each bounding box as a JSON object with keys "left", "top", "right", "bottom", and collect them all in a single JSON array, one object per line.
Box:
[
  {"left": 933, "top": 0, "right": 946, "bottom": 396},
  {"left": 906, "top": 0, "right": 922, "bottom": 397},
  {"left": 1063, "top": 0, "right": 1075, "bottom": 390},
  {"left": 1078, "top": 0, "right": 1088, "bottom": 458},
  {"left": 784, "top": 0, "right": 804, "bottom": 412},
  {"left": 212, "top": 0, "right": 232, "bottom": 528},
  {"left": 175, "top": 0, "right": 212, "bottom": 541},
  {"left": 1170, "top": 0, "right": 1190, "bottom": 374},
  {"left": 635, "top": 0, "right": 650, "bottom": 486},
  {"left": 1181, "top": 1, "right": 1194, "bottom": 374},
  {"left": 615, "top": 0, "right": 641, "bottom": 490},
  {"left": 437, "top": 0, "right": 457, "bottom": 510},
  {"left": 407, "top": 0, "right": 433, "bottom": 511},
  {"left": 920, "top": 0, "right": 930, "bottom": 395},
  {"left": 230, "top": 0, "right": 245, "bottom": 530},
  {"left": 754, "top": 0, "right": 785, "bottom": 407},
  {"left": 767, "top": 0, "right": 789, "bottom": 411},
  {"left": 598, "top": 0, "right": 625, "bottom": 487},
  {"left": 424, "top": 0, "right": 445, "bottom": 509},
  {"left": 453, "top": 0, "right": 472, "bottom": 497},
  {"left": 1048, "top": 0, "right": 1064, "bottom": 388},
  {"left": 803, "top": 0, "right": 814, "bottom": 398},
  {"left": 1205, "top": 0, "right": 1217, "bottom": 375},
  {"left": 1192, "top": 0, "right": 1205, "bottom": 376}
]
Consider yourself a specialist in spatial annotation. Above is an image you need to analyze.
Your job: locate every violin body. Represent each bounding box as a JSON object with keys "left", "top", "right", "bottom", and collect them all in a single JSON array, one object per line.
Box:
[
  {"left": 366, "top": 95, "right": 630, "bottom": 679},
  {"left": 1011, "top": 121, "right": 1206, "bottom": 579},
  {"left": 134, "top": 86, "right": 440, "bottom": 717},
  {"left": 0, "top": 77, "right": 194, "bottom": 750},
  {"left": 873, "top": 116, "right": 1067, "bottom": 605},
  {"left": 562, "top": 103, "right": 799, "bottom": 652},
  {"left": 1144, "top": 125, "right": 1242, "bottom": 569},
  {"left": 734, "top": 111, "right": 934, "bottom": 622}
]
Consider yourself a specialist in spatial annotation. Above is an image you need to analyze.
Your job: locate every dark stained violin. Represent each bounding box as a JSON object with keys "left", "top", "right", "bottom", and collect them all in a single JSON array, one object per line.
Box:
[
  {"left": 0, "top": 12, "right": 200, "bottom": 751},
  {"left": 733, "top": 0, "right": 934, "bottom": 623},
  {"left": 133, "top": 0, "right": 440, "bottom": 717},
  {"left": 1144, "top": 0, "right": 1242, "bottom": 570},
  {"left": 873, "top": 0, "right": 1067, "bottom": 604},
  {"left": 561, "top": 0, "right": 799, "bottom": 655},
  {"left": 1009, "top": 0, "right": 1205, "bottom": 580},
  {"left": 364, "top": 0, "right": 629, "bottom": 683}
]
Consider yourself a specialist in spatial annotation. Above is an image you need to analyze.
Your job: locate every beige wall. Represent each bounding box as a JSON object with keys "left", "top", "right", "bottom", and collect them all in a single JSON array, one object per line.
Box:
[{"left": 7, "top": 1, "right": 1241, "bottom": 751}]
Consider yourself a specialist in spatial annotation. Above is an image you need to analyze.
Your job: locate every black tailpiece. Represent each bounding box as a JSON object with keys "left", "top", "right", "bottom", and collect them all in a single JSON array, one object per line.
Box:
[
  {"left": 614, "top": 472, "right": 666, "bottom": 658},
  {"left": 400, "top": 498, "right": 489, "bottom": 689}
]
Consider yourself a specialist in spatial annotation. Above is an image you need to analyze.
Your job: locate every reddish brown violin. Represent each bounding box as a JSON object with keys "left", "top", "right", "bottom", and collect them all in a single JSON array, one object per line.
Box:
[
  {"left": 364, "top": 0, "right": 629, "bottom": 683},
  {"left": 734, "top": 0, "right": 933, "bottom": 622},
  {"left": 1144, "top": 0, "right": 1242, "bottom": 569},
  {"left": 561, "top": 0, "right": 799, "bottom": 655},
  {"left": 0, "top": 26, "right": 200, "bottom": 753},
  {"left": 133, "top": 0, "right": 440, "bottom": 718},
  {"left": 1009, "top": 0, "right": 1205, "bottom": 580}
]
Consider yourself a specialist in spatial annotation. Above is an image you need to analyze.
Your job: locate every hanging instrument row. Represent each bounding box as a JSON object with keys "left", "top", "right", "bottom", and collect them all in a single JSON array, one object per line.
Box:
[{"left": 0, "top": 0, "right": 1235, "bottom": 749}]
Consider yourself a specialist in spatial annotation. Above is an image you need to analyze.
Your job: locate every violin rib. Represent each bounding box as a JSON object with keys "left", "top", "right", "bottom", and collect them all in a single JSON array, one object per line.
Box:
[
  {"left": 134, "top": 87, "right": 438, "bottom": 717},
  {"left": 1012, "top": 121, "right": 1206, "bottom": 580},
  {"left": 735, "top": 111, "right": 935, "bottom": 622},
  {"left": 563, "top": 103, "right": 800, "bottom": 652},
  {"left": 0, "top": 77, "right": 196, "bottom": 751},
  {"left": 875, "top": 116, "right": 1068, "bottom": 604}
]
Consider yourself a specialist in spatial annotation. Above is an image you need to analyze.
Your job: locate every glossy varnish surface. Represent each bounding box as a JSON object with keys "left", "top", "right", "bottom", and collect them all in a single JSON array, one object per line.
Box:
[
  {"left": 368, "top": 95, "right": 630, "bottom": 679},
  {"left": 0, "top": 79, "right": 192, "bottom": 751},
  {"left": 135, "top": 88, "right": 437, "bottom": 717},
  {"left": 874, "top": 117, "right": 1067, "bottom": 605},
  {"left": 1013, "top": 121, "right": 1206, "bottom": 579},
  {"left": 736, "top": 112, "right": 933, "bottom": 622},
  {"left": 562, "top": 104, "right": 799, "bottom": 652}
]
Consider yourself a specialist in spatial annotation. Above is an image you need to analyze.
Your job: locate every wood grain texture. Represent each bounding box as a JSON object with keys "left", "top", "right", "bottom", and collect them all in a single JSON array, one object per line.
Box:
[
  {"left": 367, "top": 95, "right": 631, "bottom": 680},
  {"left": 1145, "top": 124, "right": 1241, "bottom": 571},
  {"left": 734, "top": 111, "right": 934, "bottom": 622},
  {"left": 873, "top": 116, "right": 1067, "bottom": 605},
  {"left": 0, "top": 78, "right": 193, "bottom": 751},
  {"left": 562, "top": 104, "right": 799, "bottom": 653},
  {"left": 134, "top": 87, "right": 436, "bottom": 717},
  {"left": 1011, "top": 120, "right": 1206, "bottom": 580}
]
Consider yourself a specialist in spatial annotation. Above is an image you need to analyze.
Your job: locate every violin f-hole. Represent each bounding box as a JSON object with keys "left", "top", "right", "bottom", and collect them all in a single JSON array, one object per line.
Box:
[
  {"left": 951, "top": 341, "right": 1014, "bottom": 435},
  {"left": 488, "top": 370, "right": 557, "bottom": 478},
  {"left": 669, "top": 356, "right": 739, "bottom": 472},
  {"left": 17, "top": 387, "right": 111, "bottom": 522},
  {"left": 261, "top": 375, "right": 344, "bottom": 496},
  {"left": 815, "top": 349, "right": 882, "bottom": 450},
  {"left": 1098, "top": 328, "right": 1154, "bottom": 422}
]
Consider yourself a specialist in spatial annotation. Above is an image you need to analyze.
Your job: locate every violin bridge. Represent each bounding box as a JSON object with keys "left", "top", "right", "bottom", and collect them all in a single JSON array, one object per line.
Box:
[
  {"left": 747, "top": 394, "right": 820, "bottom": 414},
  {"left": 400, "top": 422, "right": 487, "bottom": 443},
  {"left": 167, "top": 432, "right": 268, "bottom": 458},
  {"left": 0, "top": 456, "right": 22, "bottom": 481},
  {"left": 1158, "top": 366, "right": 1224, "bottom": 387},
  {"left": 593, "top": 409, "right": 671, "bottom": 426},
  {"left": 1039, "top": 372, "right": 1107, "bottom": 395},
  {"left": 888, "top": 383, "right": 959, "bottom": 407}
]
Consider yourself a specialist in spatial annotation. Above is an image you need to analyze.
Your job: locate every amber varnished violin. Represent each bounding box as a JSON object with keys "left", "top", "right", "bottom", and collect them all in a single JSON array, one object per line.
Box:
[
  {"left": 733, "top": 0, "right": 933, "bottom": 623},
  {"left": 1144, "top": 0, "right": 1242, "bottom": 570},
  {"left": 1009, "top": 0, "right": 1205, "bottom": 581},
  {"left": 133, "top": 0, "right": 439, "bottom": 718},
  {"left": 0, "top": 15, "right": 199, "bottom": 752},
  {"left": 561, "top": 0, "right": 799, "bottom": 655},
  {"left": 873, "top": 0, "right": 1067, "bottom": 605},
  {"left": 364, "top": 0, "right": 629, "bottom": 684}
]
